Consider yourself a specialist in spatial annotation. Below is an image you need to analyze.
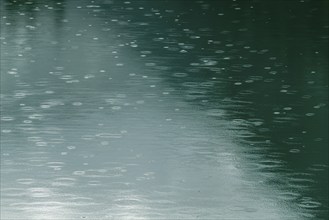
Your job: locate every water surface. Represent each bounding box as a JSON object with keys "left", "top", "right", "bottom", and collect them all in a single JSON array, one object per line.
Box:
[{"left": 1, "top": 0, "right": 328, "bottom": 219}]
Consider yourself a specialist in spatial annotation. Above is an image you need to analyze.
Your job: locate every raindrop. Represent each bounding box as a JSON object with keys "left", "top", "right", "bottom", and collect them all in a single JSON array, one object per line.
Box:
[
  {"left": 289, "top": 149, "right": 300, "bottom": 153},
  {"left": 73, "top": 171, "right": 86, "bottom": 175},
  {"left": 1, "top": 116, "right": 14, "bottom": 121},
  {"left": 101, "top": 141, "right": 109, "bottom": 146},
  {"left": 173, "top": 72, "right": 188, "bottom": 78},
  {"left": 206, "top": 109, "right": 225, "bottom": 117},
  {"left": 72, "top": 102, "right": 83, "bottom": 106},
  {"left": 16, "top": 179, "right": 34, "bottom": 185},
  {"left": 28, "top": 114, "right": 43, "bottom": 120},
  {"left": 84, "top": 74, "right": 95, "bottom": 79},
  {"left": 96, "top": 133, "right": 122, "bottom": 139},
  {"left": 67, "top": 146, "right": 76, "bottom": 150}
]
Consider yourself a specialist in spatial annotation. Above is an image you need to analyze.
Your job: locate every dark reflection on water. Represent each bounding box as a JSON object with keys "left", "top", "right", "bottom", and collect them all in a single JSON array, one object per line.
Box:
[{"left": 1, "top": 0, "right": 328, "bottom": 219}]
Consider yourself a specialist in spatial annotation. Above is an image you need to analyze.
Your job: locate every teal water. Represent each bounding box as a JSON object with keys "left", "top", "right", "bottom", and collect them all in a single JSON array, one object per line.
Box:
[{"left": 1, "top": 0, "right": 328, "bottom": 219}]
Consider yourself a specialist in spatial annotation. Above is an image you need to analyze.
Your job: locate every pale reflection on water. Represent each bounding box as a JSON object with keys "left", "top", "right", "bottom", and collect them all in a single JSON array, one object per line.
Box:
[{"left": 1, "top": 0, "right": 328, "bottom": 219}]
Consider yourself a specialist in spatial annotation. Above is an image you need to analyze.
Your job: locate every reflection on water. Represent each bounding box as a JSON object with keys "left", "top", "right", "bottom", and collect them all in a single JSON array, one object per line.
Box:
[{"left": 1, "top": 0, "right": 328, "bottom": 219}]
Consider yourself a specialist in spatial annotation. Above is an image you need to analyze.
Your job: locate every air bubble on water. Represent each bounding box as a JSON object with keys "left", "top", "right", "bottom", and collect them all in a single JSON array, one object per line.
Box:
[
  {"left": 305, "top": 113, "right": 315, "bottom": 117},
  {"left": 72, "top": 102, "right": 82, "bottom": 106},
  {"left": 234, "top": 82, "right": 242, "bottom": 85},
  {"left": 283, "top": 107, "right": 292, "bottom": 111}
]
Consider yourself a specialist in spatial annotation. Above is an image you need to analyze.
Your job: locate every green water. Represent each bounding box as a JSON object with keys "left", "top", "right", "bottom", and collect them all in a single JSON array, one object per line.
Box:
[{"left": 1, "top": 0, "right": 328, "bottom": 219}]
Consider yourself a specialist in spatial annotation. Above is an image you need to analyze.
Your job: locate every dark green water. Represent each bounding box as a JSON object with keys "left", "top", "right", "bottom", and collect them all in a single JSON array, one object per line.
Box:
[{"left": 1, "top": 0, "right": 328, "bottom": 219}]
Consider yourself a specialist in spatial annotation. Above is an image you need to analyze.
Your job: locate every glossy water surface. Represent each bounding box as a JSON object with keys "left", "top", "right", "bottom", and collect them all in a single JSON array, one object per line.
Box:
[{"left": 1, "top": 0, "right": 328, "bottom": 219}]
